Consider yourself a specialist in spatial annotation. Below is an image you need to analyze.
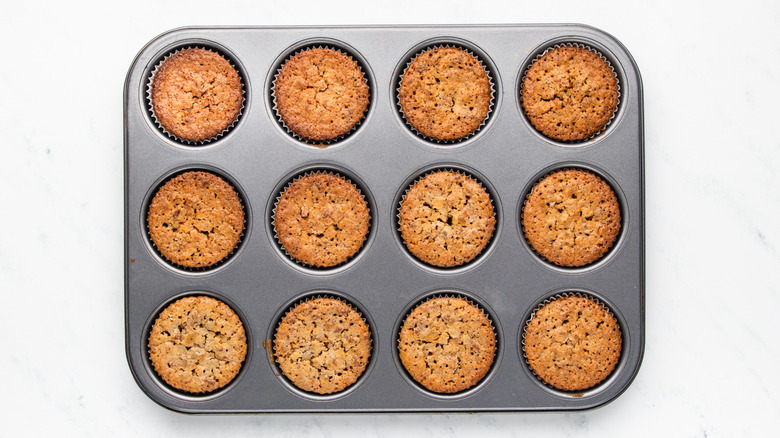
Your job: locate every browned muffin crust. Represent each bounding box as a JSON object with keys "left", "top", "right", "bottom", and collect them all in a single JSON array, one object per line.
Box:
[
  {"left": 524, "top": 295, "right": 622, "bottom": 391},
  {"left": 522, "top": 46, "right": 618, "bottom": 141},
  {"left": 151, "top": 48, "right": 243, "bottom": 142},
  {"left": 274, "top": 173, "right": 370, "bottom": 267},
  {"left": 522, "top": 169, "right": 620, "bottom": 267},
  {"left": 148, "top": 296, "right": 247, "bottom": 393},
  {"left": 399, "top": 47, "right": 491, "bottom": 141},
  {"left": 399, "top": 171, "right": 495, "bottom": 267},
  {"left": 274, "top": 48, "right": 369, "bottom": 142},
  {"left": 399, "top": 297, "right": 496, "bottom": 393},
  {"left": 274, "top": 298, "right": 372, "bottom": 394},
  {"left": 147, "top": 171, "right": 244, "bottom": 268}
]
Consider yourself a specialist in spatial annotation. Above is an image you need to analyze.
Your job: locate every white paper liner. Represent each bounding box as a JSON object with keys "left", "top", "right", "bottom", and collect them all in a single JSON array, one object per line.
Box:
[
  {"left": 396, "top": 293, "right": 498, "bottom": 394},
  {"left": 519, "top": 42, "right": 620, "bottom": 143},
  {"left": 397, "top": 167, "right": 497, "bottom": 268},
  {"left": 272, "top": 294, "right": 373, "bottom": 395},
  {"left": 396, "top": 44, "right": 496, "bottom": 144},
  {"left": 146, "top": 46, "right": 245, "bottom": 145},
  {"left": 521, "top": 292, "right": 622, "bottom": 392},
  {"left": 145, "top": 170, "right": 246, "bottom": 272},
  {"left": 520, "top": 167, "right": 621, "bottom": 268},
  {"left": 271, "top": 45, "right": 370, "bottom": 147},
  {"left": 271, "top": 170, "right": 372, "bottom": 269}
]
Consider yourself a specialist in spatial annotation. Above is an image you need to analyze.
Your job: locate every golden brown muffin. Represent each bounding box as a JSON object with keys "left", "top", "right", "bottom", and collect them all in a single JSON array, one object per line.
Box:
[
  {"left": 399, "top": 171, "right": 495, "bottom": 267},
  {"left": 148, "top": 296, "right": 247, "bottom": 393},
  {"left": 151, "top": 48, "right": 243, "bottom": 142},
  {"left": 522, "top": 45, "right": 618, "bottom": 141},
  {"left": 522, "top": 169, "right": 620, "bottom": 267},
  {"left": 274, "top": 173, "right": 370, "bottom": 267},
  {"left": 398, "top": 47, "right": 491, "bottom": 141},
  {"left": 274, "top": 48, "right": 369, "bottom": 142},
  {"left": 524, "top": 295, "right": 622, "bottom": 391},
  {"left": 274, "top": 297, "right": 372, "bottom": 394},
  {"left": 147, "top": 171, "right": 244, "bottom": 268},
  {"left": 398, "top": 297, "right": 495, "bottom": 393}
]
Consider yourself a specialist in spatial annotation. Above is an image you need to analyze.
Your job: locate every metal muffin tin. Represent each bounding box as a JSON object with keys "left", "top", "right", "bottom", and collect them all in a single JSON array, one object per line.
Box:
[{"left": 124, "top": 24, "right": 644, "bottom": 413}]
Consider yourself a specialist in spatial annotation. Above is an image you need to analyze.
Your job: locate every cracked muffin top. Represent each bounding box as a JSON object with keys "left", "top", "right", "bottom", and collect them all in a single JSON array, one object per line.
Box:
[
  {"left": 399, "top": 171, "right": 495, "bottom": 268},
  {"left": 151, "top": 48, "right": 243, "bottom": 142},
  {"left": 274, "top": 173, "right": 370, "bottom": 268},
  {"left": 522, "top": 169, "right": 620, "bottom": 267},
  {"left": 521, "top": 45, "right": 618, "bottom": 141},
  {"left": 398, "top": 296, "right": 495, "bottom": 393},
  {"left": 147, "top": 171, "right": 244, "bottom": 268},
  {"left": 398, "top": 47, "right": 491, "bottom": 141},
  {"left": 148, "top": 296, "right": 247, "bottom": 393},
  {"left": 524, "top": 295, "right": 622, "bottom": 391},
  {"left": 274, "top": 48, "right": 369, "bottom": 143},
  {"left": 274, "top": 297, "right": 372, "bottom": 394}
]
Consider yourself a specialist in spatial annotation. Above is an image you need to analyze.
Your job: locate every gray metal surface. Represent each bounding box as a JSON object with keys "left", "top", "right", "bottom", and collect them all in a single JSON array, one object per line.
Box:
[{"left": 124, "top": 24, "right": 644, "bottom": 413}]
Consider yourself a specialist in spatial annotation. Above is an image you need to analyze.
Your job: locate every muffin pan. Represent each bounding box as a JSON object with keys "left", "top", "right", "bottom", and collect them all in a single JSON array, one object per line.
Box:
[{"left": 124, "top": 24, "right": 644, "bottom": 413}]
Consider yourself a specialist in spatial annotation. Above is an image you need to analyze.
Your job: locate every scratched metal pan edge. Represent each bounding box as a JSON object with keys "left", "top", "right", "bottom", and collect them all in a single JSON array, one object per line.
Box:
[{"left": 124, "top": 24, "right": 644, "bottom": 413}]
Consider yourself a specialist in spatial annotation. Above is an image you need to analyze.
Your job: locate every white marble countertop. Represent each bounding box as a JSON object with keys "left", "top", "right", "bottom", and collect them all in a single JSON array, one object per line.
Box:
[{"left": 2, "top": 0, "right": 779, "bottom": 436}]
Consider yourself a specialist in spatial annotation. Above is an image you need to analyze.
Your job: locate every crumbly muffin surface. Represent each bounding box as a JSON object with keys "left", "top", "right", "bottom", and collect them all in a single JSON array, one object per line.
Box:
[
  {"left": 524, "top": 295, "right": 622, "bottom": 391},
  {"left": 151, "top": 48, "right": 243, "bottom": 142},
  {"left": 522, "top": 46, "right": 618, "bottom": 141},
  {"left": 398, "top": 297, "right": 495, "bottom": 393},
  {"left": 147, "top": 171, "right": 244, "bottom": 268},
  {"left": 274, "top": 173, "right": 370, "bottom": 267},
  {"left": 399, "top": 47, "right": 491, "bottom": 140},
  {"left": 148, "top": 296, "right": 247, "bottom": 393},
  {"left": 522, "top": 169, "right": 620, "bottom": 267},
  {"left": 274, "top": 298, "right": 372, "bottom": 394},
  {"left": 399, "top": 171, "right": 495, "bottom": 267},
  {"left": 274, "top": 48, "right": 369, "bottom": 142}
]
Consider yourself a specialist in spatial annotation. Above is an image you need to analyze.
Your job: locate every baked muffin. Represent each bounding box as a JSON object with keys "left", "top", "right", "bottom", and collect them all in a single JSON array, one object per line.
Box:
[
  {"left": 147, "top": 171, "right": 244, "bottom": 268},
  {"left": 274, "top": 48, "right": 369, "bottom": 143},
  {"left": 274, "top": 172, "right": 370, "bottom": 267},
  {"left": 398, "top": 46, "right": 491, "bottom": 141},
  {"left": 522, "top": 169, "right": 620, "bottom": 267},
  {"left": 399, "top": 171, "right": 495, "bottom": 267},
  {"left": 521, "top": 45, "right": 618, "bottom": 141},
  {"left": 150, "top": 48, "right": 243, "bottom": 142},
  {"left": 524, "top": 295, "right": 622, "bottom": 391},
  {"left": 274, "top": 297, "right": 372, "bottom": 394},
  {"left": 398, "top": 296, "right": 496, "bottom": 393},
  {"left": 148, "top": 296, "right": 247, "bottom": 393}
]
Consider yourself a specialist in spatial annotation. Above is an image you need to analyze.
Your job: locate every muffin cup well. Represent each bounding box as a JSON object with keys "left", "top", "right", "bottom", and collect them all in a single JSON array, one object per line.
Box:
[
  {"left": 519, "top": 42, "right": 620, "bottom": 144},
  {"left": 519, "top": 165, "right": 623, "bottom": 270},
  {"left": 270, "top": 44, "right": 371, "bottom": 147},
  {"left": 144, "top": 291, "right": 250, "bottom": 399},
  {"left": 521, "top": 291, "right": 623, "bottom": 395},
  {"left": 270, "top": 292, "right": 374, "bottom": 399},
  {"left": 395, "top": 43, "right": 496, "bottom": 145},
  {"left": 144, "top": 168, "right": 248, "bottom": 273},
  {"left": 396, "top": 166, "right": 499, "bottom": 271},
  {"left": 146, "top": 45, "right": 245, "bottom": 145},
  {"left": 271, "top": 168, "right": 373, "bottom": 271},
  {"left": 395, "top": 291, "right": 500, "bottom": 398}
]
